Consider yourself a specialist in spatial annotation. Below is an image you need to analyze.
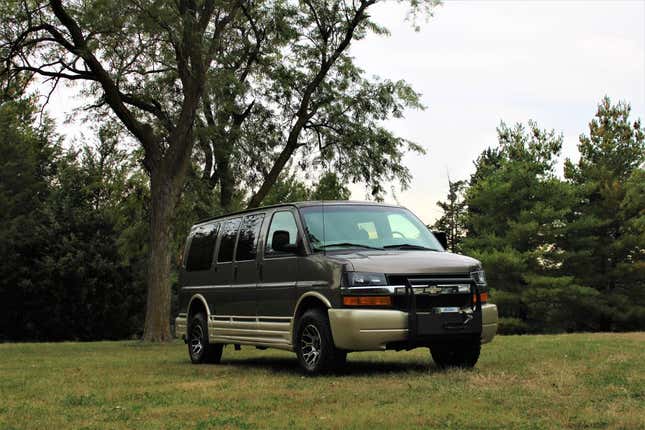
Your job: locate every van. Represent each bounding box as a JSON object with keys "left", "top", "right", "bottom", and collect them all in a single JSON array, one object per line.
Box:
[{"left": 175, "top": 201, "right": 498, "bottom": 374}]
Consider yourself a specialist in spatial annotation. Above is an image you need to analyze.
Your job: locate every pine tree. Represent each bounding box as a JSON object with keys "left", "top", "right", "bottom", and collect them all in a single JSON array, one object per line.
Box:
[{"left": 562, "top": 97, "right": 645, "bottom": 330}]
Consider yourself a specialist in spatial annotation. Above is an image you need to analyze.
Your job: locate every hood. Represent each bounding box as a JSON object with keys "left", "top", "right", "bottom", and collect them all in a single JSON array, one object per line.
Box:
[{"left": 330, "top": 250, "right": 481, "bottom": 275}]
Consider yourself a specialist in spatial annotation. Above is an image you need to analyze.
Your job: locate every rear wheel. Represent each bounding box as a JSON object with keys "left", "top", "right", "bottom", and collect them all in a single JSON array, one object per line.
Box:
[
  {"left": 430, "top": 339, "right": 481, "bottom": 369},
  {"left": 188, "top": 313, "right": 223, "bottom": 364},
  {"left": 295, "top": 309, "right": 345, "bottom": 374}
]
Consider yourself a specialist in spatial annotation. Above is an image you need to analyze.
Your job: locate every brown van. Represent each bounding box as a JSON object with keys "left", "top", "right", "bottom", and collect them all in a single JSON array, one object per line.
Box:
[{"left": 175, "top": 201, "right": 498, "bottom": 374}]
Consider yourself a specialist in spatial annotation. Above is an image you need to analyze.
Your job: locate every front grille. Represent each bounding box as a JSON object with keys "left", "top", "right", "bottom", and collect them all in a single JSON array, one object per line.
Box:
[{"left": 387, "top": 273, "right": 474, "bottom": 312}]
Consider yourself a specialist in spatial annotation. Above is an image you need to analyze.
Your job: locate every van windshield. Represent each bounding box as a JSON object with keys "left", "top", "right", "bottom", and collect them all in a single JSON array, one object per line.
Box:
[{"left": 299, "top": 205, "right": 444, "bottom": 252}]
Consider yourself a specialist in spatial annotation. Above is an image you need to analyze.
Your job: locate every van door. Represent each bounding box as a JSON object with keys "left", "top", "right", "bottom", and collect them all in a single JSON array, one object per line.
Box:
[
  {"left": 230, "top": 213, "right": 265, "bottom": 317},
  {"left": 257, "top": 210, "right": 300, "bottom": 317}
]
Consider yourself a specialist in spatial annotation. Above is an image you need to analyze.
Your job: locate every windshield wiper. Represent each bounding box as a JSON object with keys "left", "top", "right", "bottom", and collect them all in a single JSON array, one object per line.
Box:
[
  {"left": 315, "top": 242, "right": 384, "bottom": 251},
  {"left": 383, "top": 244, "right": 438, "bottom": 251}
]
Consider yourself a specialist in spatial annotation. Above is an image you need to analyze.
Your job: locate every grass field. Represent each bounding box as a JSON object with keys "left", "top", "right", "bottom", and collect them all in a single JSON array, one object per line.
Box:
[{"left": 0, "top": 333, "right": 643, "bottom": 430}]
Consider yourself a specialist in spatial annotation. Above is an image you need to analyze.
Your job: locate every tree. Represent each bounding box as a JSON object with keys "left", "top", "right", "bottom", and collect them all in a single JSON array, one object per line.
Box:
[
  {"left": 1, "top": 0, "right": 245, "bottom": 340},
  {"left": 1, "top": 0, "right": 436, "bottom": 340},
  {"left": 0, "top": 96, "right": 144, "bottom": 340},
  {"left": 262, "top": 171, "right": 351, "bottom": 206},
  {"left": 195, "top": 0, "right": 429, "bottom": 211},
  {"left": 562, "top": 97, "right": 645, "bottom": 330},
  {"left": 463, "top": 121, "right": 577, "bottom": 333},
  {"left": 432, "top": 179, "right": 467, "bottom": 253}
]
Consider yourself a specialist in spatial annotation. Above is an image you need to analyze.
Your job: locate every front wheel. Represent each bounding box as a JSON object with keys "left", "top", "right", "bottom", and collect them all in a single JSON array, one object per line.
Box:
[
  {"left": 187, "top": 313, "right": 223, "bottom": 364},
  {"left": 430, "top": 339, "right": 481, "bottom": 369},
  {"left": 294, "top": 309, "right": 345, "bottom": 375}
]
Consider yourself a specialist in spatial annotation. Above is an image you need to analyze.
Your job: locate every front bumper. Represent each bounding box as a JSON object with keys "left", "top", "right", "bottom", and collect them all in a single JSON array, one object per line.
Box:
[{"left": 328, "top": 303, "right": 498, "bottom": 351}]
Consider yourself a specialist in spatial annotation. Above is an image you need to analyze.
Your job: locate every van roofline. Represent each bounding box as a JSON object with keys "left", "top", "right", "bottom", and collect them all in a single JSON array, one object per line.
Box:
[{"left": 194, "top": 200, "right": 403, "bottom": 226}]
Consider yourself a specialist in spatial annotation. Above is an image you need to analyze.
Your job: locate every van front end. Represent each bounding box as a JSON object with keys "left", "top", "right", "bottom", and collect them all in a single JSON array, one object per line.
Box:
[{"left": 329, "top": 270, "right": 498, "bottom": 352}]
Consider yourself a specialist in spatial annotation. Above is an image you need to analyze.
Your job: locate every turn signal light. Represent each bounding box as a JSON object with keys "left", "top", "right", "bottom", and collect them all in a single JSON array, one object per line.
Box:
[
  {"left": 473, "top": 292, "right": 489, "bottom": 304},
  {"left": 343, "top": 296, "right": 392, "bottom": 306}
]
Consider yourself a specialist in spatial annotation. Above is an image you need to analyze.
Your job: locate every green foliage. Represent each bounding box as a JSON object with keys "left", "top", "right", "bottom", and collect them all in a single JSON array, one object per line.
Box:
[
  {"left": 0, "top": 99, "right": 145, "bottom": 341},
  {"left": 430, "top": 98, "right": 645, "bottom": 334},
  {"left": 561, "top": 97, "right": 645, "bottom": 330},
  {"left": 462, "top": 121, "right": 580, "bottom": 333},
  {"left": 195, "top": 0, "right": 429, "bottom": 207},
  {"left": 262, "top": 171, "right": 351, "bottom": 206}
]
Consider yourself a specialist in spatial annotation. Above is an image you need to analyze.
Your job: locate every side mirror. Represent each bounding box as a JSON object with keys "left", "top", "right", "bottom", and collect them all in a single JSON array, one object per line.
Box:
[
  {"left": 433, "top": 231, "right": 448, "bottom": 250},
  {"left": 272, "top": 230, "right": 298, "bottom": 253}
]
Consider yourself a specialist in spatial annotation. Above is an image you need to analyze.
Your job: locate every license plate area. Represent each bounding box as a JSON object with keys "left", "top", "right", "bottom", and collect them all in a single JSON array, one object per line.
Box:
[{"left": 416, "top": 310, "right": 482, "bottom": 336}]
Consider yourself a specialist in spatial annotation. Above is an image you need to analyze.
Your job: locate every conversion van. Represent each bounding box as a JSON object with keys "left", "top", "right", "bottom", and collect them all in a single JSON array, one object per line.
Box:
[{"left": 175, "top": 201, "right": 498, "bottom": 374}]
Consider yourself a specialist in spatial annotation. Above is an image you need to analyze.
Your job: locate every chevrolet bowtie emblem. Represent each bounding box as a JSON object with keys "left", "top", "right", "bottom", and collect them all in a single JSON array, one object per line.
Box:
[{"left": 423, "top": 286, "right": 443, "bottom": 295}]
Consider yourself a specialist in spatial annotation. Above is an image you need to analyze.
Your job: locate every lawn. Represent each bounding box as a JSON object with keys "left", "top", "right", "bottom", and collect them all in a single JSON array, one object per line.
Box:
[{"left": 0, "top": 333, "right": 643, "bottom": 430}]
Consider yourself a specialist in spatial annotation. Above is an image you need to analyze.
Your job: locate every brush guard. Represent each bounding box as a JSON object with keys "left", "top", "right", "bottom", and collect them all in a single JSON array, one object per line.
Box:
[{"left": 404, "top": 278, "right": 483, "bottom": 344}]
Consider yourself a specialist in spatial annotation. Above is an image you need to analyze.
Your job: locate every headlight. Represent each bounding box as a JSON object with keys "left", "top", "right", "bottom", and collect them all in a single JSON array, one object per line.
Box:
[
  {"left": 471, "top": 269, "right": 487, "bottom": 286},
  {"left": 346, "top": 272, "right": 387, "bottom": 287}
]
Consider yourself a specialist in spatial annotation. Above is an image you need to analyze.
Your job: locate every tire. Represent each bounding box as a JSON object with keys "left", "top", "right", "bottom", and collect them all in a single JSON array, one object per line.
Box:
[
  {"left": 294, "top": 308, "right": 345, "bottom": 375},
  {"left": 430, "top": 339, "right": 481, "bottom": 369},
  {"left": 187, "top": 313, "right": 223, "bottom": 364}
]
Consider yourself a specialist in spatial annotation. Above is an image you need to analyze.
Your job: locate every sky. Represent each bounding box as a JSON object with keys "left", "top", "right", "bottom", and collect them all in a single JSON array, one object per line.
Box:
[
  {"left": 45, "top": 0, "right": 645, "bottom": 225},
  {"left": 347, "top": 0, "right": 645, "bottom": 223}
]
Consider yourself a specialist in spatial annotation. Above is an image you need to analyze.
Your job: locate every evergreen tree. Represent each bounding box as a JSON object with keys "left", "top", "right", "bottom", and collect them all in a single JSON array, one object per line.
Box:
[
  {"left": 463, "top": 121, "right": 577, "bottom": 333},
  {"left": 562, "top": 97, "right": 645, "bottom": 330},
  {"left": 0, "top": 99, "right": 145, "bottom": 340}
]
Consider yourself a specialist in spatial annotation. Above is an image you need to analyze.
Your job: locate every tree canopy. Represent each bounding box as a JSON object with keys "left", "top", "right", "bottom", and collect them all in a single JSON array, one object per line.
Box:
[
  {"left": 431, "top": 98, "right": 645, "bottom": 334},
  {"left": 1, "top": 0, "right": 436, "bottom": 340}
]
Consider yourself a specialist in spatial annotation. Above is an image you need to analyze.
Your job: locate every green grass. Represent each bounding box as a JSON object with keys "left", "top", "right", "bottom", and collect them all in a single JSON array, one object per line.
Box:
[{"left": 0, "top": 333, "right": 643, "bottom": 430}]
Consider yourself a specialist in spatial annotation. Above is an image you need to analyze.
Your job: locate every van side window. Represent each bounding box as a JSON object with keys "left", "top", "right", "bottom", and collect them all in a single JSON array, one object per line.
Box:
[
  {"left": 217, "top": 217, "right": 242, "bottom": 263},
  {"left": 265, "top": 211, "right": 298, "bottom": 256},
  {"left": 185, "top": 223, "right": 218, "bottom": 271},
  {"left": 236, "top": 213, "right": 265, "bottom": 261}
]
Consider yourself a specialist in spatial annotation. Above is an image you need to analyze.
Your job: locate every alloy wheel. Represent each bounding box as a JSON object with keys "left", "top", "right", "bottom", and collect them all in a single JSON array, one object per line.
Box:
[
  {"left": 190, "top": 324, "right": 204, "bottom": 359},
  {"left": 300, "top": 324, "right": 322, "bottom": 369}
]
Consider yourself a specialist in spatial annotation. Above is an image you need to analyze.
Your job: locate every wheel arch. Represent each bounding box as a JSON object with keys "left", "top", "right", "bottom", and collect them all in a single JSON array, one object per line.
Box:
[
  {"left": 293, "top": 292, "right": 332, "bottom": 321},
  {"left": 187, "top": 294, "right": 211, "bottom": 321},
  {"left": 292, "top": 292, "right": 331, "bottom": 345}
]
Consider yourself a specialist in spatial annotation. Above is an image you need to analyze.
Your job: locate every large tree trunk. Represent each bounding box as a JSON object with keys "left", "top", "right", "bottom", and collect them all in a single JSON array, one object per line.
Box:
[
  {"left": 142, "top": 169, "right": 178, "bottom": 341},
  {"left": 215, "top": 149, "right": 235, "bottom": 211}
]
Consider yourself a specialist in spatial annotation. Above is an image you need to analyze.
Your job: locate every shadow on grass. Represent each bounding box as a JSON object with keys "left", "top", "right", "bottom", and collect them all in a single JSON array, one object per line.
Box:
[{"left": 220, "top": 355, "right": 443, "bottom": 376}]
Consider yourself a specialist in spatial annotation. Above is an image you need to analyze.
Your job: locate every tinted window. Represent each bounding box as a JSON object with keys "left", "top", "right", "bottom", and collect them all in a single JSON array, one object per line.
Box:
[
  {"left": 265, "top": 211, "right": 298, "bottom": 256},
  {"left": 217, "top": 218, "right": 241, "bottom": 263},
  {"left": 236, "top": 214, "right": 265, "bottom": 261},
  {"left": 185, "top": 223, "right": 218, "bottom": 271}
]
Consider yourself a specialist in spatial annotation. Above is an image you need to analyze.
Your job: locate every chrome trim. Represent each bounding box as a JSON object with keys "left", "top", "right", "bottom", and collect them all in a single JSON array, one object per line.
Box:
[
  {"left": 209, "top": 314, "right": 292, "bottom": 322},
  {"left": 260, "top": 281, "right": 297, "bottom": 288},
  {"left": 183, "top": 285, "right": 228, "bottom": 290},
  {"left": 297, "top": 280, "right": 328, "bottom": 288},
  {"left": 341, "top": 283, "right": 474, "bottom": 295}
]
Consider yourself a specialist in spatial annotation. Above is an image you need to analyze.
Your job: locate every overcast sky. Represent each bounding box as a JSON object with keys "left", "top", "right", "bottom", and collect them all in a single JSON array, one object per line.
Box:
[
  {"left": 348, "top": 0, "right": 645, "bottom": 223},
  {"left": 46, "top": 0, "right": 645, "bottom": 225}
]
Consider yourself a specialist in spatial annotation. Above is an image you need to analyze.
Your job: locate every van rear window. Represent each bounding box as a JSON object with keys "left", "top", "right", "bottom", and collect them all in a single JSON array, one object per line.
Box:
[{"left": 185, "top": 223, "right": 218, "bottom": 271}]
